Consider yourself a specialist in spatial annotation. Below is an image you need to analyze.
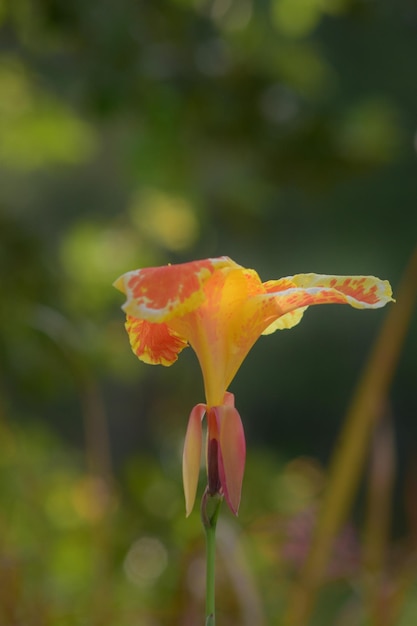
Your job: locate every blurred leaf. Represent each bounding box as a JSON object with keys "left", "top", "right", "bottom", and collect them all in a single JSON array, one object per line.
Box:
[
  {"left": 335, "top": 98, "right": 404, "bottom": 163},
  {"left": 0, "top": 56, "right": 96, "bottom": 169},
  {"left": 60, "top": 220, "right": 155, "bottom": 314}
]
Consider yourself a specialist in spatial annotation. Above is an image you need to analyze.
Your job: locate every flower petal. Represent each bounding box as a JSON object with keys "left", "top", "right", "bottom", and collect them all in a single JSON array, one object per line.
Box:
[
  {"left": 125, "top": 316, "right": 188, "bottom": 366},
  {"left": 217, "top": 404, "right": 246, "bottom": 515},
  {"left": 114, "top": 257, "right": 239, "bottom": 322},
  {"left": 289, "top": 274, "right": 394, "bottom": 308},
  {"left": 179, "top": 267, "right": 275, "bottom": 406},
  {"left": 182, "top": 403, "right": 206, "bottom": 516},
  {"left": 262, "top": 307, "right": 307, "bottom": 334},
  {"left": 259, "top": 273, "right": 394, "bottom": 335}
]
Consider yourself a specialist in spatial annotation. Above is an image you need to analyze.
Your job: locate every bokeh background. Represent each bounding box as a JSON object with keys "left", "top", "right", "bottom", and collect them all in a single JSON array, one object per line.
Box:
[{"left": 1, "top": 0, "right": 416, "bottom": 624}]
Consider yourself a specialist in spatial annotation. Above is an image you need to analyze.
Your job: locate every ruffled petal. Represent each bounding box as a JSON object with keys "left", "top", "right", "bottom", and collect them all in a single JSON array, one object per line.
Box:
[
  {"left": 217, "top": 403, "right": 246, "bottom": 515},
  {"left": 125, "top": 316, "right": 188, "bottom": 366},
  {"left": 259, "top": 273, "right": 394, "bottom": 335},
  {"left": 182, "top": 403, "right": 206, "bottom": 516},
  {"left": 288, "top": 273, "right": 394, "bottom": 308},
  {"left": 114, "top": 257, "right": 238, "bottom": 322},
  {"left": 262, "top": 307, "right": 307, "bottom": 334}
]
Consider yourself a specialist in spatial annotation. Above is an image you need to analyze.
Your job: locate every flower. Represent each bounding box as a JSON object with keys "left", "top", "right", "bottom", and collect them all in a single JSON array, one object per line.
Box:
[{"left": 114, "top": 256, "right": 393, "bottom": 516}]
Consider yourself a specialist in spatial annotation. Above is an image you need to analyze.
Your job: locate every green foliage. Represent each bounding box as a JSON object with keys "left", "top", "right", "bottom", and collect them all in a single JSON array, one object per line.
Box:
[
  {"left": 0, "top": 56, "right": 95, "bottom": 169},
  {"left": 3, "top": 419, "right": 417, "bottom": 625},
  {"left": 0, "top": 0, "right": 416, "bottom": 623}
]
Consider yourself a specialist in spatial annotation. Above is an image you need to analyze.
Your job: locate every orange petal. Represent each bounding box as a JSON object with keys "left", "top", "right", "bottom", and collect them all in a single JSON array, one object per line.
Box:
[
  {"left": 259, "top": 273, "right": 393, "bottom": 334},
  {"left": 217, "top": 404, "right": 246, "bottom": 515},
  {"left": 114, "top": 257, "right": 238, "bottom": 322},
  {"left": 263, "top": 278, "right": 297, "bottom": 292},
  {"left": 125, "top": 316, "right": 188, "bottom": 366},
  {"left": 185, "top": 268, "right": 275, "bottom": 406},
  {"left": 182, "top": 403, "right": 206, "bottom": 516},
  {"left": 289, "top": 274, "right": 394, "bottom": 308}
]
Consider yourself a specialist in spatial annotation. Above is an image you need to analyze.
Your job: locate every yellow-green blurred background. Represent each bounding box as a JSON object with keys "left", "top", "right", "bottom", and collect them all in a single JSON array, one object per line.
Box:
[{"left": 1, "top": 0, "right": 416, "bottom": 624}]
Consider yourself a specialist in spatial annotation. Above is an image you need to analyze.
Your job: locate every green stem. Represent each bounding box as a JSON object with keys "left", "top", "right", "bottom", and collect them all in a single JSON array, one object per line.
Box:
[{"left": 201, "top": 491, "right": 222, "bottom": 626}]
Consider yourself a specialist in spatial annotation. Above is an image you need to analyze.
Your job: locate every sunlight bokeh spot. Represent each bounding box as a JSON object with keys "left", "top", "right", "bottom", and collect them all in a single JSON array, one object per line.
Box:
[
  {"left": 131, "top": 188, "right": 199, "bottom": 252},
  {"left": 273, "top": 0, "right": 320, "bottom": 37},
  {"left": 272, "top": 0, "right": 348, "bottom": 37},
  {"left": 276, "top": 44, "right": 334, "bottom": 97},
  {"left": 210, "top": 0, "right": 253, "bottom": 30},
  {"left": 124, "top": 537, "right": 168, "bottom": 587},
  {"left": 71, "top": 476, "right": 115, "bottom": 523},
  {"left": 272, "top": 457, "right": 325, "bottom": 514}
]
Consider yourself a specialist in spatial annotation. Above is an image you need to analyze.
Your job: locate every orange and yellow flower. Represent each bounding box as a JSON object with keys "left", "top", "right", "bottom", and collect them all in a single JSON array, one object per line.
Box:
[{"left": 114, "top": 256, "right": 393, "bottom": 516}]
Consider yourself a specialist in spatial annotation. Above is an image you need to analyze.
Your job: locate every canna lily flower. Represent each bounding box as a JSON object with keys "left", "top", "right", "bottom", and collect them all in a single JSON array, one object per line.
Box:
[{"left": 114, "top": 256, "right": 393, "bottom": 516}]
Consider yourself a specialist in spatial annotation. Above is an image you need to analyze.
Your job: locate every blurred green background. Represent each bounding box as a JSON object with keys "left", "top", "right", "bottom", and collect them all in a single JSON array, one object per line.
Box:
[{"left": 1, "top": 0, "right": 416, "bottom": 624}]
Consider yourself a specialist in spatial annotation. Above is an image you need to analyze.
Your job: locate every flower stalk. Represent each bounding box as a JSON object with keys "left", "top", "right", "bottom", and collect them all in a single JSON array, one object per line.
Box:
[{"left": 201, "top": 490, "right": 223, "bottom": 626}]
